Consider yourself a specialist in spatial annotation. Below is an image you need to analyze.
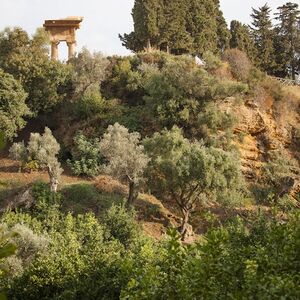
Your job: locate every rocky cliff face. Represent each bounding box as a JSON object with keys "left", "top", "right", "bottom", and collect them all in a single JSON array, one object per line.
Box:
[{"left": 222, "top": 85, "right": 300, "bottom": 199}]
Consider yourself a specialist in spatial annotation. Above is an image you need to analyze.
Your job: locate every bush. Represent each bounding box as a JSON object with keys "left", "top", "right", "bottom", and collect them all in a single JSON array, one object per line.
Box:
[
  {"left": 103, "top": 204, "right": 139, "bottom": 246},
  {"left": 203, "top": 51, "right": 222, "bottom": 73},
  {"left": 123, "top": 212, "right": 300, "bottom": 299},
  {"left": 68, "top": 132, "right": 102, "bottom": 177},
  {"left": 2, "top": 223, "right": 49, "bottom": 279},
  {"left": 75, "top": 87, "right": 105, "bottom": 120},
  {"left": 223, "top": 48, "right": 252, "bottom": 82}
]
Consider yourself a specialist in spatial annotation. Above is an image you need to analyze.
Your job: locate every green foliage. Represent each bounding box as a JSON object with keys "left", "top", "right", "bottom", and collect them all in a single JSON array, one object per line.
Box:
[
  {"left": 0, "top": 132, "right": 6, "bottom": 151},
  {"left": 100, "top": 123, "right": 150, "bottom": 206},
  {"left": 144, "top": 126, "right": 244, "bottom": 239},
  {"left": 60, "top": 183, "right": 124, "bottom": 215},
  {"left": 69, "top": 47, "right": 110, "bottom": 97},
  {"left": 259, "top": 150, "right": 299, "bottom": 208},
  {"left": 141, "top": 54, "right": 247, "bottom": 130},
  {"left": 202, "top": 51, "right": 222, "bottom": 72},
  {"left": 0, "top": 197, "right": 299, "bottom": 299},
  {"left": 123, "top": 212, "right": 300, "bottom": 300},
  {"left": 0, "top": 27, "right": 72, "bottom": 115},
  {"left": 9, "top": 128, "right": 63, "bottom": 192},
  {"left": 250, "top": 4, "right": 276, "bottom": 74},
  {"left": 68, "top": 132, "right": 102, "bottom": 177},
  {"left": 0, "top": 225, "right": 17, "bottom": 300},
  {"left": 102, "top": 56, "right": 144, "bottom": 105},
  {"left": 120, "top": 0, "right": 230, "bottom": 55},
  {"left": 197, "top": 103, "right": 238, "bottom": 150},
  {"left": 103, "top": 204, "right": 139, "bottom": 246},
  {"left": 31, "top": 181, "right": 61, "bottom": 217},
  {"left": 0, "top": 69, "right": 30, "bottom": 140},
  {"left": 75, "top": 87, "right": 105, "bottom": 120},
  {"left": 274, "top": 2, "right": 300, "bottom": 79},
  {"left": 230, "top": 20, "right": 257, "bottom": 63}
]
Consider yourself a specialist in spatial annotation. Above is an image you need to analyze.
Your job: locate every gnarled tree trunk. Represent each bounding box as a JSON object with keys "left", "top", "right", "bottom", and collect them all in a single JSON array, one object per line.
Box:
[
  {"left": 127, "top": 179, "right": 138, "bottom": 209},
  {"left": 47, "top": 165, "right": 59, "bottom": 193},
  {"left": 180, "top": 208, "right": 191, "bottom": 241}
]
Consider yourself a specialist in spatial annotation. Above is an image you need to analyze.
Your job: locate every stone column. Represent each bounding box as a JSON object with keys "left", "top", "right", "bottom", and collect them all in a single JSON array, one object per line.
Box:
[
  {"left": 51, "top": 41, "right": 60, "bottom": 61},
  {"left": 67, "top": 42, "right": 76, "bottom": 60}
]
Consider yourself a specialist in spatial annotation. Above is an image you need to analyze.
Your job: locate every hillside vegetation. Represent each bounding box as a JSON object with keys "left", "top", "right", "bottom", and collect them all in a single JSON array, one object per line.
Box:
[{"left": 0, "top": 1, "right": 300, "bottom": 299}]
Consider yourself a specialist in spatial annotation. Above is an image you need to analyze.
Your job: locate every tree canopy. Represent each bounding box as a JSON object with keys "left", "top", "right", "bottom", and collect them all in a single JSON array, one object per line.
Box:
[
  {"left": 120, "top": 0, "right": 230, "bottom": 56},
  {"left": 0, "top": 69, "right": 30, "bottom": 140}
]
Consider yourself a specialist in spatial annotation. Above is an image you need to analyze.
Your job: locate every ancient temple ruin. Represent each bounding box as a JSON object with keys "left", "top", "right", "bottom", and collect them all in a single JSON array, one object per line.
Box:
[{"left": 43, "top": 17, "right": 83, "bottom": 60}]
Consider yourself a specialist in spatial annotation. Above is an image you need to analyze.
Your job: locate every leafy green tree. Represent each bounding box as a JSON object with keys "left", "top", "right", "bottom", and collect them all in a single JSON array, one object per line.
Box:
[
  {"left": 99, "top": 123, "right": 150, "bottom": 207},
  {"left": 0, "top": 27, "right": 72, "bottom": 114},
  {"left": 251, "top": 4, "right": 276, "bottom": 74},
  {"left": 68, "top": 132, "right": 102, "bottom": 177},
  {"left": 144, "top": 126, "right": 243, "bottom": 240},
  {"left": 186, "top": 0, "right": 218, "bottom": 55},
  {"left": 0, "top": 69, "right": 30, "bottom": 140},
  {"left": 230, "top": 20, "right": 257, "bottom": 62},
  {"left": 274, "top": 2, "right": 300, "bottom": 79},
  {"left": 69, "top": 48, "right": 109, "bottom": 97},
  {"left": 9, "top": 128, "right": 63, "bottom": 192}
]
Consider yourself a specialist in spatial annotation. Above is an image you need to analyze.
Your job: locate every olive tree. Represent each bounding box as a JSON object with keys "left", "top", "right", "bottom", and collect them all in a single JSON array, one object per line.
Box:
[
  {"left": 69, "top": 48, "right": 110, "bottom": 96},
  {"left": 9, "top": 127, "right": 63, "bottom": 192},
  {"left": 144, "top": 126, "right": 243, "bottom": 240},
  {"left": 0, "top": 69, "right": 30, "bottom": 140},
  {"left": 99, "top": 123, "right": 150, "bottom": 207}
]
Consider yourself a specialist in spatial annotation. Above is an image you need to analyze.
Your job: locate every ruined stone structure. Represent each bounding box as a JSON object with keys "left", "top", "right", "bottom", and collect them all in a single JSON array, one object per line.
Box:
[{"left": 43, "top": 17, "right": 83, "bottom": 61}]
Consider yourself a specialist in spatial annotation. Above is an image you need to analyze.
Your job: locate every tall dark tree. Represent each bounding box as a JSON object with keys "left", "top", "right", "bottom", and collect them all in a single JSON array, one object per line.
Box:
[
  {"left": 251, "top": 4, "right": 276, "bottom": 74},
  {"left": 274, "top": 2, "right": 300, "bottom": 79},
  {"left": 119, "top": 0, "right": 162, "bottom": 52},
  {"left": 230, "top": 20, "right": 257, "bottom": 62},
  {"left": 214, "top": 0, "right": 231, "bottom": 52},
  {"left": 186, "top": 0, "right": 218, "bottom": 55},
  {"left": 120, "top": 0, "right": 230, "bottom": 56},
  {"left": 159, "top": 0, "right": 192, "bottom": 54}
]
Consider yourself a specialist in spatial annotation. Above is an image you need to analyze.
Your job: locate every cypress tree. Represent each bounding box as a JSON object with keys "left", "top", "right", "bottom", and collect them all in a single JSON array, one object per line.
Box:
[
  {"left": 119, "top": 0, "right": 162, "bottom": 52},
  {"left": 274, "top": 2, "right": 300, "bottom": 79},
  {"left": 186, "top": 0, "right": 219, "bottom": 55},
  {"left": 214, "top": 0, "right": 231, "bottom": 52},
  {"left": 159, "top": 0, "right": 192, "bottom": 54},
  {"left": 230, "top": 20, "right": 257, "bottom": 62},
  {"left": 120, "top": 0, "right": 230, "bottom": 56},
  {"left": 250, "top": 4, "right": 276, "bottom": 74}
]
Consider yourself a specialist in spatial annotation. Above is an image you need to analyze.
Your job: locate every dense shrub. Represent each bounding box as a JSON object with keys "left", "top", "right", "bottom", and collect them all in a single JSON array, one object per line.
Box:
[
  {"left": 202, "top": 51, "right": 222, "bottom": 73},
  {"left": 1, "top": 190, "right": 300, "bottom": 300},
  {"left": 68, "top": 132, "right": 102, "bottom": 177},
  {"left": 140, "top": 54, "right": 247, "bottom": 130},
  {"left": 103, "top": 204, "right": 139, "bottom": 246},
  {"left": 75, "top": 87, "right": 105, "bottom": 120},
  {"left": 197, "top": 103, "right": 238, "bottom": 149},
  {"left": 122, "top": 213, "right": 300, "bottom": 300},
  {"left": 0, "top": 68, "right": 30, "bottom": 140},
  {"left": 223, "top": 48, "right": 253, "bottom": 82}
]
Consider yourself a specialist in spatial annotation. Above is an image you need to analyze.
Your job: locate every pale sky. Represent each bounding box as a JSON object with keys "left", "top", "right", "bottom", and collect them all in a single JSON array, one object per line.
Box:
[{"left": 0, "top": 0, "right": 292, "bottom": 59}]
